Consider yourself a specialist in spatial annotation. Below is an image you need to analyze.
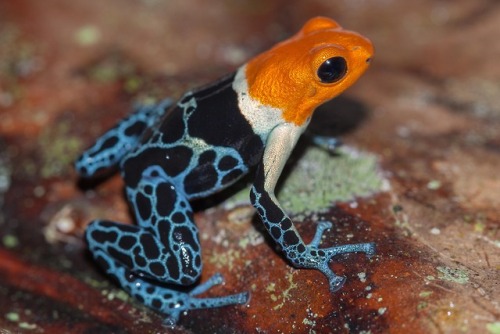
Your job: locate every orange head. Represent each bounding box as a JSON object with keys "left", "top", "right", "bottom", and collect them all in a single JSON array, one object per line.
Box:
[{"left": 245, "top": 17, "right": 374, "bottom": 126}]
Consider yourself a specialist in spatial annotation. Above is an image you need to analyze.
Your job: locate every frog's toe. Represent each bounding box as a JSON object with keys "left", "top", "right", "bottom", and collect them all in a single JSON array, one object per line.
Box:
[
  {"left": 160, "top": 288, "right": 249, "bottom": 325},
  {"left": 303, "top": 240, "right": 375, "bottom": 293},
  {"left": 313, "top": 258, "right": 346, "bottom": 292},
  {"left": 163, "top": 313, "right": 181, "bottom": 328},
  {"left": 309, "top": 220, "right": 333, "bottom": 247},
  {"left": 189, "top": 272, "right": 224, "bottom": 296},
  {"left": 328, "top": 274, "right": 346, "bottom": 292},
  {"left": 237, "top": 291, "right": 250, "bottom": 304},
  {"left": 187, "top": 274, "right": 249, "bottom": 310},
  {"left": 188, "top": 290, "right": 250, "bottom": 311},
  {"left": 365, "top": 242, "right": 376, "bottom": 258},
  {"left": 324, "top": 241, "right": 376, "bottom": 259}
]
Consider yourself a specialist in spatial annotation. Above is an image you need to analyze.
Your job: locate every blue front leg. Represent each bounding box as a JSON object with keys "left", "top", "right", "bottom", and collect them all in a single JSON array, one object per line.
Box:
[
  {"left": 251, "top": 124, "right": 375, "bottom": 292},
  {"left": 251, "top": 174, "right": 375, "bottom": 292},
  {"left": 75, "top": 99, "right": 172, "bottom": 177},
  {"left": 85, "top": 166, "right": 248, "bottom": 323}
]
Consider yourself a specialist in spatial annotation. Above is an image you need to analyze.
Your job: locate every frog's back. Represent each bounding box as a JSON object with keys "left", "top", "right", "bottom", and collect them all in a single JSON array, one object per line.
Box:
[{"left": 121, "top": 73, "right": 264, "bottom": 197}]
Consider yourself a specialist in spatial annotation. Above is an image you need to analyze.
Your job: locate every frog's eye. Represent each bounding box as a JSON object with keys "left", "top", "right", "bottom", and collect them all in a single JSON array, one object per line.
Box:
[{"left": 317, "top": 57, "right": 347, "bottom": 83}]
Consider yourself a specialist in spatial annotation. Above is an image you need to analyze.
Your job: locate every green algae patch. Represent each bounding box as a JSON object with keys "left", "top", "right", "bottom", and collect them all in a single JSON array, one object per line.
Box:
[
  {"left": 487, "top": 322, "right": 500, "bottom": 334},
  {"left": 6, "top": 312, "right": 20, "bottom": 322},
  {"left": 5, "top": 312, "right": 37, "bottom": 331},
  {"left": 0, "top": 24, "right": 38, "bottom": 106},
  {"left": 82, "top": 53, "right": 141, "bottom": 92},
  {"left": 208, "top": 249, "right": 242, "bottom": 272},
  {"left": 39, "top": 120, "right": 83, "bottom": 179},
  {"left": 278, "top": 146, "right": 387, "bottom": 215},
  {"left": 436, "top": 266, "right": 469, "bottom": 284},
  {"left": 418, "top": 290, "right": 433, "bottom": 298},
  {"left": 266, "top": 272, "right": 298, "bottom": 311},
  {"left": 75, "top": 25, "right": 101, "bottom": 46},
  {"left": 2, "top": 234, "right": 19, "bottom": 248}
]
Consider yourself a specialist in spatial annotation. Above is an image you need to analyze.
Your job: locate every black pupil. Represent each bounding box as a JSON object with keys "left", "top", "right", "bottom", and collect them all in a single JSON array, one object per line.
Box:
[{"left": 317, "top": 57, "right": 347, "bottom": 83}]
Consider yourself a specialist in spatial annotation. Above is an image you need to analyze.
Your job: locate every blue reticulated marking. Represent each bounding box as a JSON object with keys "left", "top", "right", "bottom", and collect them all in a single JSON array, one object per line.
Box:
[
  {"left": 90, "top": 247, "right": 248, "bottom": 326},
  {"left": 77, "top": 84, "right": 374, "bottom": 323},
  {"left": 121, "top": 93, "right": 249, "bottom": 199},
  {"left": 250, "top": 185, "right": 376, "bottom": 292},
  {"left": 78, "top": 94, "right": 251, "bottom": 323},
  {"left": 75, "top": 99, "right": 173, "bottom": 177}
]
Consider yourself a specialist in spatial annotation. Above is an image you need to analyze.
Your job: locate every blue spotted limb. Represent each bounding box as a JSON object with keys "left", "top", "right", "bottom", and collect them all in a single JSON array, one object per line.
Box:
[
  {"left": 84, "top": 164, "right": 250, "bottom": 323},
  {"left": 78, "top": 95, "right": 251, "bottom": 323},
  {"left": 251, "top": 123, "right": 376, "bottom": 292},
  {"left": 90, "top": 246, "right": 248, "bottom": 326},
  {"left": 75, "top": 99, "right": 173, "bottom": 177}
]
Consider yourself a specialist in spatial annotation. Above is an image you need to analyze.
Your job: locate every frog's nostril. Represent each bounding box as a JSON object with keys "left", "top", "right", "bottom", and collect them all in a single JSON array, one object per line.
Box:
[{"left": 366, "top": 57, "right": 372, "bottom": 63}]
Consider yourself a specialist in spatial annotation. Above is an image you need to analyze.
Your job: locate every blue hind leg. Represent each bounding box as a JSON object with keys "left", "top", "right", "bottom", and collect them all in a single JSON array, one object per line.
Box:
[
  {"left": 91, "top": 248, "right": 248, "bottom": 325},
  {"left": 85, "top": 166, "right": 248, "bottom": 323},
  {"left": 75, "top": 99, "right": 172, "bottom": 177}
]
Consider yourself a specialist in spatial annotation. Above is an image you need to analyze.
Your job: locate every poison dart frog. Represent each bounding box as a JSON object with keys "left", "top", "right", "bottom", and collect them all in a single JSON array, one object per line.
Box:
[{"left": 75, "top": 16, "right": 375, "bottom": 324}]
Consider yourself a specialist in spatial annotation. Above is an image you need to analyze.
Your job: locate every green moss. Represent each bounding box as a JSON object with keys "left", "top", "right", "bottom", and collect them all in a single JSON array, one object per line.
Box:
[
  {"left": 417, "top": 301, "right": 428, "bottom": 310},
  {"left": 6, "top": 312, "right": 20, "bottom": 322},
  {"left": 278, "top": 146, "right": 386, "bottom": 214},
  {"left": 124, "top": 76, "right": 142, "bottom": 93},
  {"left": 19, "top": 322, "right": 37, "bottom": 330},
  {"left": 105, "top": 289, "right": 130, "bottom": 302},
  {"left": 226, "top": 145, "right": 387, "bottom": 215},
  {"left": 88, "top": 63, "right": 120, "bottom": 82},
  {"left": 208, "top": 249, "right": 241, "bottom": 271},
  {"left": 2, "top": 234, "right": 19, "bottom": 248},
  {"left": 5, "top": 312, "right": 37, "bottom": 330},
  {"left": 75, "top": 25, "right": 101, "bottom": 46},
  {"left": 114, "top": 290, "right": 130, "bottom": 302},
  {"left": 0, "top": 25, "right": 37, "bottom": 105},
  {"left": 426, "top": 180, "right": 441, "bottom": 190},
  {"left": 487, "top": 322, "right": 500, "bottom": 334},
  {"left": 82, "top": 276, "right": 110, "bottom": 289},
  {"left": 418, "top": 290, "right": 433, "bottom": 298},
  {"left": 39, "top": 120, "right": 83, "bottom": 178},
  {"left": 271, "top": 272, "right": 298, "bottom": 310},
  {"left": 84, "top": 54, "right": 138, "bottom": 87}
]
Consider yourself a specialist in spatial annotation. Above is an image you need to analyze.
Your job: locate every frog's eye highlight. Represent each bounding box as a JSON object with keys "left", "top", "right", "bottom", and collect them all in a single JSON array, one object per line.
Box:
[{"left": 317, "top": 57, "right": 347, "bottom": 83}]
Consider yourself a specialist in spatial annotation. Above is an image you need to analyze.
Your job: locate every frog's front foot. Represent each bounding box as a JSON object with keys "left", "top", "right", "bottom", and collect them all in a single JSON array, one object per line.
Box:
[
  {"left": 311, "top": 135, "right": 343, "bottom": 152},
  {"left": 163, "top": 273, "right": 249, "bottom": 326},
  {"left": 301, "top": 221, "right": 376, "bottom": 292}
]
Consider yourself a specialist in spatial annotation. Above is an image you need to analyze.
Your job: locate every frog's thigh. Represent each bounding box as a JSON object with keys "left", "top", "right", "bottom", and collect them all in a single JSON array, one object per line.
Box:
[{"left": 86, "top": 167, "right": 202, "bottom": 286}]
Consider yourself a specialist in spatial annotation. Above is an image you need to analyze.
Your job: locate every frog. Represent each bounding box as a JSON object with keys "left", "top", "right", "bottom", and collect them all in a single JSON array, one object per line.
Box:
[{"left": 75, "top": 16, "right": 375, "bottom": 324}]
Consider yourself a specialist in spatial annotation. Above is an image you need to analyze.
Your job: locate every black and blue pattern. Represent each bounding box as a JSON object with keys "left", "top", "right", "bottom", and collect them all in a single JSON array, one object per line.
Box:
[
  {"left": 76, "top": 71, "right": 375, "bottom": 323},
  {"left": 75, "top": 99, "right": 173, "bottom": 177},
  {"left": 250, "top": 160, "right": 376, "bottom": 292},
  {"left": 76, "top": 74, "right": 260, "bottom": 323}
]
